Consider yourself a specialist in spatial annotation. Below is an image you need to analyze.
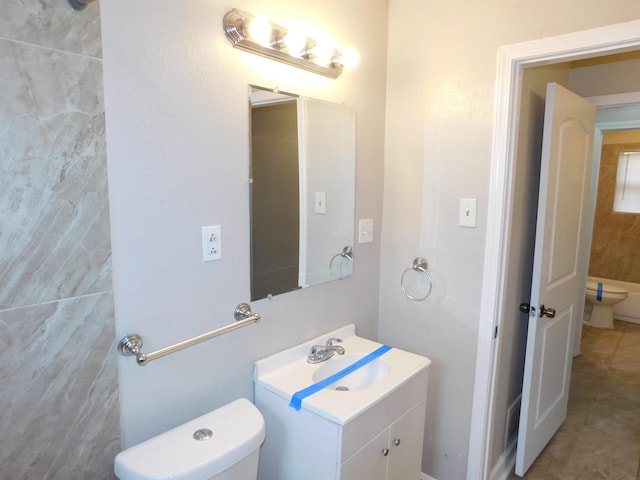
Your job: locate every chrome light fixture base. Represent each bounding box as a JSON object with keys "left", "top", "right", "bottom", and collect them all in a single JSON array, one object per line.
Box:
[{"left": 223, "top": 9, "right": 344, "bottom": 79}]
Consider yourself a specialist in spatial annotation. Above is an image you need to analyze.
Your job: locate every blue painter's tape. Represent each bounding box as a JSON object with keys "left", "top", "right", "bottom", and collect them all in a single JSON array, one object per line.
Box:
[
  {"left": 597, "top": 282, "right": 603, "bottom": 302},
  {"left": 289, "top": 344, "right": 392, "bottom": 411}
]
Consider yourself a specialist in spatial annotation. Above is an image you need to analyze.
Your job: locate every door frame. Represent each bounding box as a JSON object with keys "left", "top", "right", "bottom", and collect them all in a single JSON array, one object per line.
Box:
[{"left": 467, "top": 19, "right": 640, "bottom": 480}]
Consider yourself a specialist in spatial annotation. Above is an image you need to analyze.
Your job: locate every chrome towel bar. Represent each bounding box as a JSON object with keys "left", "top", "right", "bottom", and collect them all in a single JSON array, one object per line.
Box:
[{"left": 117, "top": 303, "right": 260, "bottom": 366}]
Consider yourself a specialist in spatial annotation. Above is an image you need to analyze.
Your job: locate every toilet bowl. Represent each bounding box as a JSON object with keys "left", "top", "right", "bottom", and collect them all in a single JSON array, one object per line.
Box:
[
  {"left": 585, "top": 279, "right": 629, "bottom": 329},
  {"left": 114, "top": 398, "right": 265, "bottom": 480}
]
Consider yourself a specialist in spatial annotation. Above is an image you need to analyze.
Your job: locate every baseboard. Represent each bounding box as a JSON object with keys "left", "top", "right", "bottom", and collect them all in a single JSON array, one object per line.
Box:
[
  {"left": 490, "top": 435, "right": 517, "bottom": 480},
  {"left": 422, "top": 473, "right": 437, "bottom": 480}
]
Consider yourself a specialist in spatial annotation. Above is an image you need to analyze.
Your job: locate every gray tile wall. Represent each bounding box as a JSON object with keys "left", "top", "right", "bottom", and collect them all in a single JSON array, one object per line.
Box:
[{"left": 0, "top": 1, "right": 119, "bottom": 478}]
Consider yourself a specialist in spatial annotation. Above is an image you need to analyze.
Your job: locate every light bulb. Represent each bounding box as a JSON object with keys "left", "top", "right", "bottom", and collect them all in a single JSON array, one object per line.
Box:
[
  {"left": 248, "top": 17, "right": 272, "bottom": 47},
  {"left": 338, "top": 48, "right": 360, "bottom": 69},
  {"left": 312, "top": 42, "right": 337, "bottom": 66},
  {"left": 283, "top": 30, "right": 307, "bottom": 57}
]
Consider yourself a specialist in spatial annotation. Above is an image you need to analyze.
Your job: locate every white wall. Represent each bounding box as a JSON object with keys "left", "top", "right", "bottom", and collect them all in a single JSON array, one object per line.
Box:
[
  {"left": 381, "top": 2, "right": 640, "bottom": 479},
  {"left": 570, "top": 55, "right": 640, "bottom": 97},
  {"left": 100, "top": 0, "right": 388, "bottom": 447},
  {"left": 101, "top": 0, "right": 640, "bottom": 475}
]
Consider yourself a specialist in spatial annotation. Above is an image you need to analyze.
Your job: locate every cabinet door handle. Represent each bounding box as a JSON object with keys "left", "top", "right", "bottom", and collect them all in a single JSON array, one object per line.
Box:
[
  {"left": 382, "top": 448, "right": 390, "bottom": 457},
  {"left": 393, "top": 438, "right": 401, "bottom": 447}
]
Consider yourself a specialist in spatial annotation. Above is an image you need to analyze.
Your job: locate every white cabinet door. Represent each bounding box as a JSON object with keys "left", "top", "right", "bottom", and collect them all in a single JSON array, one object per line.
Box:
[
  {"left": 341, "top": 399, "right": 427, "bottom": 480},
  {"left": 340, "top": 429, "right": 388, "bottom": 480},
  {"left": 388, "top": 399, "right": 427, "bottom": 480}
]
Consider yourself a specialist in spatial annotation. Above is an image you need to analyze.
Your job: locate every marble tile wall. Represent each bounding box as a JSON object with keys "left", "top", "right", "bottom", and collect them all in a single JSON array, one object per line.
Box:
[
  {"left": 0, "top": 1, "right": 119, "bottom": 478},
  {"left": 589, "top": 140, "right": 640, "bottom": 284}
]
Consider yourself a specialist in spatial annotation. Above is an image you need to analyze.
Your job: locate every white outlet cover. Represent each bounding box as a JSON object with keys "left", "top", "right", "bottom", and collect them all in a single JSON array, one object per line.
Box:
[{"left": 202, "top": 225, "right": 222, "bottom": 261}]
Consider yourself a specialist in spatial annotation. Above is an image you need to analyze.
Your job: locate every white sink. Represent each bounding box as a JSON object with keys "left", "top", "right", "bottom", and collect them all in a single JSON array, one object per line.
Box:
[
  {"left": 312, "top": 353, "right": 390, "bottom": 391},
  {"left": 254, "top": 324, "right": 431, "bottom": 424}
]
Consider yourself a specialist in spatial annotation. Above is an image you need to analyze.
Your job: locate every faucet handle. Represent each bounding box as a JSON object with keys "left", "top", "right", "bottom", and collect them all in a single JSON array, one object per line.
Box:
[
  {"left": 308, "top": 344, "right": 327, "bottom": 363},
  {"left": 326, "top": 337, "right": 342, "bottom": 347}
]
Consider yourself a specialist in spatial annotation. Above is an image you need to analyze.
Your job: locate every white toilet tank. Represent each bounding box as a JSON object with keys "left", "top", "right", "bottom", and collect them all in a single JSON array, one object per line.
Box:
[{"left": 114, "top": 398, "right": 265, "bottom": 480}]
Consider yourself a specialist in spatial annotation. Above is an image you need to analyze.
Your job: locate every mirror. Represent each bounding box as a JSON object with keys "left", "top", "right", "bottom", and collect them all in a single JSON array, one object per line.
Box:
[{"left": 249, "top": 86, "right": 355, "bottom": 301}]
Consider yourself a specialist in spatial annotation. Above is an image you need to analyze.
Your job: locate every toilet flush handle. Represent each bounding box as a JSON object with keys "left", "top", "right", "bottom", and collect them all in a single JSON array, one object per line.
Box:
[{"left": 539, "top": 305, "right": 556, "bottom": 318}]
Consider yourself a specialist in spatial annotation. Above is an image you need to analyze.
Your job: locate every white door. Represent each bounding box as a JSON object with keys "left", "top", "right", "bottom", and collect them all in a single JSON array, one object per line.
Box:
[{"left": 515, "top": 83, "right": 596, "bottom": 476}]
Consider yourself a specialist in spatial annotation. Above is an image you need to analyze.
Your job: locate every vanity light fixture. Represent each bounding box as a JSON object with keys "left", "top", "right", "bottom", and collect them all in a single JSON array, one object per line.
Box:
[{"left": 223, "top": 9, "right": 358, "bottom": 79}]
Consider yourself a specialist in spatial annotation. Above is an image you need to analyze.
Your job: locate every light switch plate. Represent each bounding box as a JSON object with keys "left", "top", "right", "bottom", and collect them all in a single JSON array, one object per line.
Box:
[
  {"left": 358, "top": 218, "right": 374, "bottom": 243},
  {"left": 314, "top": 192, "right": 327, "bottom": 214},
  {"left": 459, "top": 198, "right": 477, "bottom": 228}
]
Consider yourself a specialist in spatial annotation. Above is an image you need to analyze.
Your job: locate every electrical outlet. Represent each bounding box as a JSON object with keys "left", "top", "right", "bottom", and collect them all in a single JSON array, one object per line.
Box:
[{"left": 202, "top": 225, "right": 221, "bottom": 261}]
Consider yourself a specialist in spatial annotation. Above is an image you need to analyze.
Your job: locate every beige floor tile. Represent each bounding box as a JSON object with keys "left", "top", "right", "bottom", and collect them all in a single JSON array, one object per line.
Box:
[
  {"left": 570, "top": 369, "right": 606, "bottom": 402},
  {"left": 560, "top": 425, "right": 639, "bottom": 480},
  {"left": 586, "top": 389, "right": 640, "bottom": 443},
  {"left": 610, "top": 346, "right": 640, "bottom": 376},
  {"left": 602, "top": 369, "right": 640, "bottom": 403},
  {"left": 572, "top": 354, "right": 609, "bottom": 374}
]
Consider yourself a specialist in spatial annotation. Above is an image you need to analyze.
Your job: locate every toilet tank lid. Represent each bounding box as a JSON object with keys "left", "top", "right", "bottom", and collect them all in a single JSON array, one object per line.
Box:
[
  {"left": 114, "top": 398, "right": 265, "bottom": 480},
  {"left": 586, "top": 280, "right": 628, "bottom": 294}
]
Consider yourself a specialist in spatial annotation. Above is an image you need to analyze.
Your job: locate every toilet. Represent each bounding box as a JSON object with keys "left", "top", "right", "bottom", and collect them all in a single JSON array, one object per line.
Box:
[
  {"left": 585, "top": 279, "right": 629, "bottom": 329},
  {"left": 114, "top": 398, "right": 265, "bottom": 480}
]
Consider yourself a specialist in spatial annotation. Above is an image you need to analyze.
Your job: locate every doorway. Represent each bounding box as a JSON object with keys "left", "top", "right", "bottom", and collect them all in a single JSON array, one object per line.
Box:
[{"left": 467, "top": 20, "right": 640, "bottom": 480}]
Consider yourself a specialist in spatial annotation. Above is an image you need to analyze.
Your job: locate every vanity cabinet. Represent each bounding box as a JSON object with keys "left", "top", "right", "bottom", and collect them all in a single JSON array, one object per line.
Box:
[
  {"left": 255, "top": 367, "right": 429, "bottom": 480},
  {"left": 340, "top": 398, "right": 426, "bottom": 480}
]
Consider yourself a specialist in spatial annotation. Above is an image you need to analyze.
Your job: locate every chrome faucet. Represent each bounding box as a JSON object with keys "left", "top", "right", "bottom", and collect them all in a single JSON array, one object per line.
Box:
[{"left": 307, "top": 338, "right": 345, "bottom": 363}]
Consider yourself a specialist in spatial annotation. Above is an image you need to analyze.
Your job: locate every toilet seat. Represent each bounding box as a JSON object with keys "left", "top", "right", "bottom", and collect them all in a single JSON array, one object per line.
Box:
[{"left": 586, "top": 281, "right": 627, "bottom": 295}]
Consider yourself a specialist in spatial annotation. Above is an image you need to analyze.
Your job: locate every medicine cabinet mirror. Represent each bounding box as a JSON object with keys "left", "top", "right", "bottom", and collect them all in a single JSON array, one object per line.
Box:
[{"left": 249, "top": 85, "right": 355, "bottom": 301}]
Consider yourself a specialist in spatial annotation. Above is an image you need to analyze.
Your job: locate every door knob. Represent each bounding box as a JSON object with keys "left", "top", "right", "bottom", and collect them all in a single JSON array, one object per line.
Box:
[{"left": 540, "top": 305, "right": 556, "bottom": 318}]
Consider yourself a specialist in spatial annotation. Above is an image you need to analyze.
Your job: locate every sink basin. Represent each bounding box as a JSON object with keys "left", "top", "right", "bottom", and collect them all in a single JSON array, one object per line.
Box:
[
  {"left": 254, "top": 324, "right": 431, "bottom": 424},
  {"left": 312, "top": 354, "right": 390, "bottom": 391}
]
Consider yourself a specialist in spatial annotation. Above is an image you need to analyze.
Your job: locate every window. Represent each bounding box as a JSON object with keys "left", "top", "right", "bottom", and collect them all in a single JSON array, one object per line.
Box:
[{"left": 613, "top": 150, "right": 640, "bottom": 213}]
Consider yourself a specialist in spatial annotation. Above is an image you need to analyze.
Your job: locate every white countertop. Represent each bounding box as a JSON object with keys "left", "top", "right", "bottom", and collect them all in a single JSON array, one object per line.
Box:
[{"left": 254, "top": 324, "right": 431, "bottom": 425}]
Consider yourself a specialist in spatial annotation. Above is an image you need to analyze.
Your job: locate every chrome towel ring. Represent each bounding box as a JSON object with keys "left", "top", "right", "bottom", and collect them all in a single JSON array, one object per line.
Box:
[
  {"left": 330, "top": 246, "right": 353, "bottom": 279},
  {"left": 401, "top": 257, "right": 433, "bottom": 301}
]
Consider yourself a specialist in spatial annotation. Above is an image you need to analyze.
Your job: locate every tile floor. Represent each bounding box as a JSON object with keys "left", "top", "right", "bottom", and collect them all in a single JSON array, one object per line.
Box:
[{"left": 509, "top": 320, "right": 640, "bottom": 479}]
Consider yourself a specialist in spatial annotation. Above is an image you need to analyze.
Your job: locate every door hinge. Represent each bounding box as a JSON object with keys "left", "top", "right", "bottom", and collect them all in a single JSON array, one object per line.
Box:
[{"left": 493, "top": 326, "right": 498, "bottom": 339}]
